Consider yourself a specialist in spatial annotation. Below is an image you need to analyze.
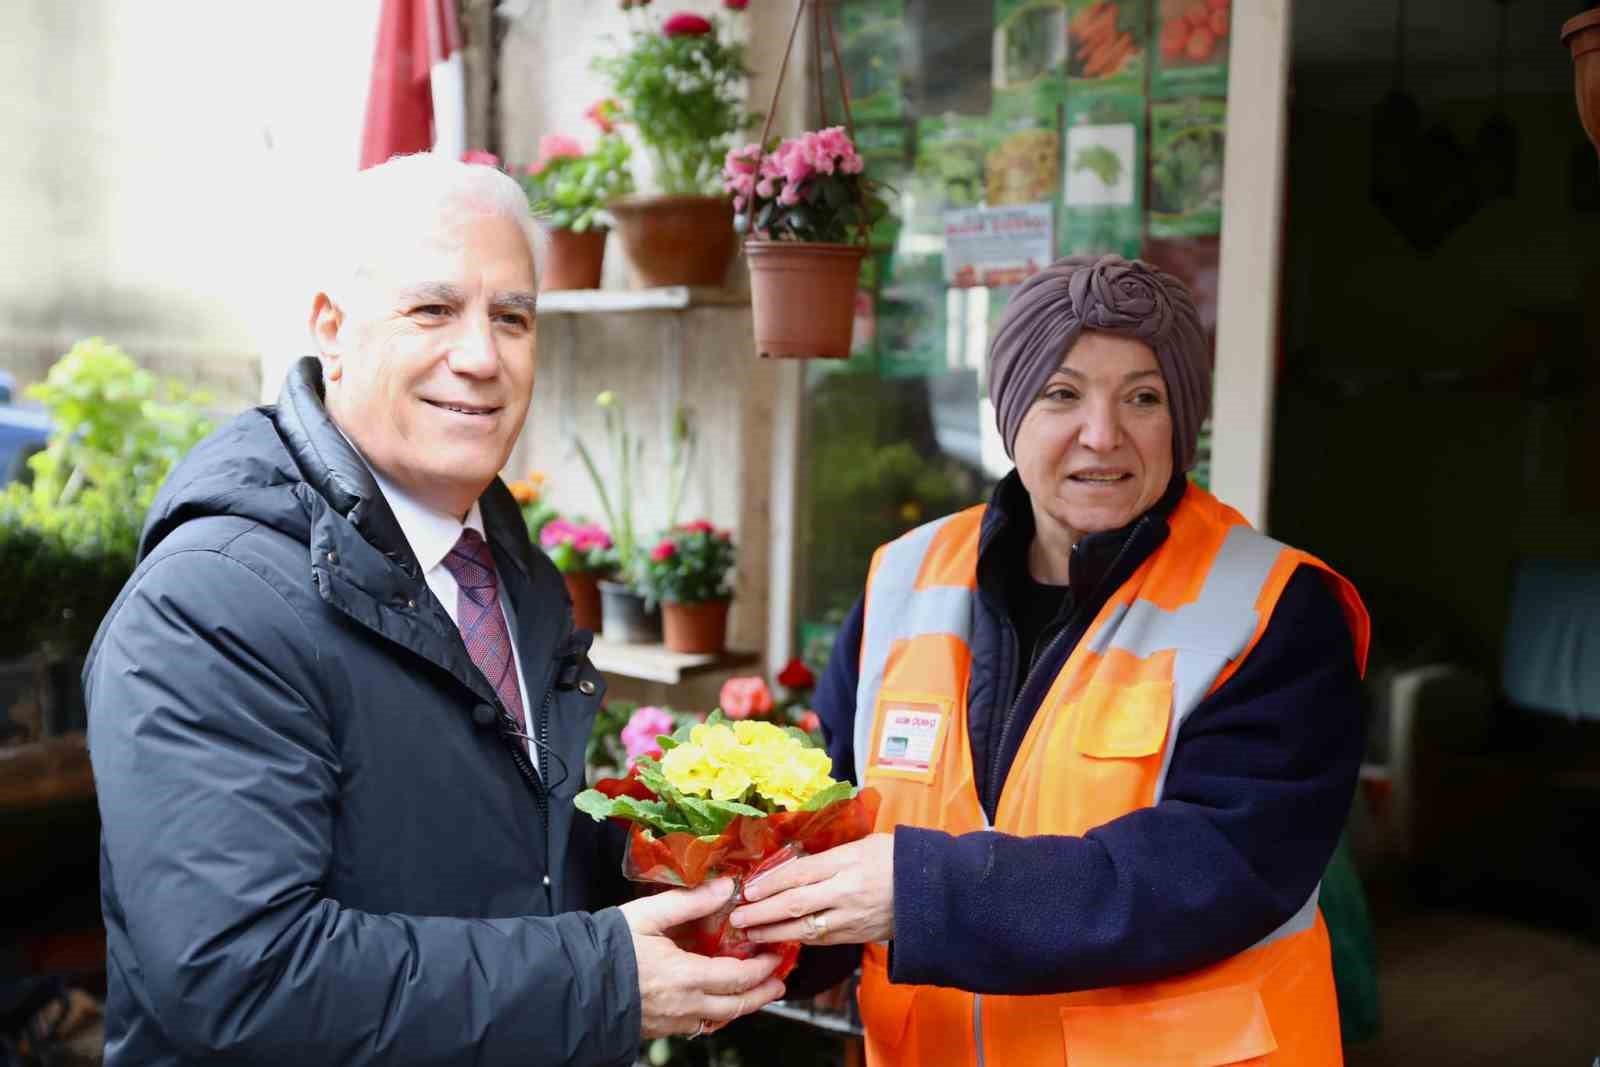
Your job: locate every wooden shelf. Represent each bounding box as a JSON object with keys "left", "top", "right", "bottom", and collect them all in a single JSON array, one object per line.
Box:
[
  {"left": 536, "top": 286, "right": 748, "bottom": 315},
  {"left": 0, "top": 731, "right": 94, "bottom": 811},
  {"left": 587, "top": 638, "right": 761, "bottom": 685}
]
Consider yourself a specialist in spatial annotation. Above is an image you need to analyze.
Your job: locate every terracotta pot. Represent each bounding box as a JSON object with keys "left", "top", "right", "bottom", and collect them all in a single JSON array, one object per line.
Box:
[
  {"left": 598, "top": 580, "right": 660, "bottom": 644},
  {"left": 661, "top": 598, "right": 730, "bottom": 655},
  {"left": 563, "top": 571, "right": 603, "bottom": 632},
  {"left": 1564, "top": 8, "right": 1600, "bottom": 159},
  {"left": 538, "top": 225, "right": 608, "bottom": 292},
  {"left": 607, "top": 194, "right": 738, "bottom": 288},
  {"left": 745, "top": 240, "right": 867, "bottom": 359}
]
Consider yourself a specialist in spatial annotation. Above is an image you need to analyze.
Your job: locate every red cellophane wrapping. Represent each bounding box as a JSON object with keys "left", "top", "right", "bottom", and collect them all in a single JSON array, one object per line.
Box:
[{"left": 594, "top": 771, "right": 881, "bottom": 979}]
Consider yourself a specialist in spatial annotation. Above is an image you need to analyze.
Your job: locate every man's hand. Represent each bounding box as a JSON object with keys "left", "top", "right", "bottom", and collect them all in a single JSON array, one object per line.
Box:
[
  {"left": 620, "top": 878, "right": 787, "bottom": 1040},
  {"left": 728, "top": 832, "right": 895, "bottom": 945}
]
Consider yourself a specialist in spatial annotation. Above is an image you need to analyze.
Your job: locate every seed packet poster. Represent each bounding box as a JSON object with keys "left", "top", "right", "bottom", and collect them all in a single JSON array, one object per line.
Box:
[
  {"left": 1148, "top": 97, "right": 1225, "bottom": 237},
  {"left": 1152, "top": 0, "right": 1231, "bottom": 99},
  {"left": 993, "top": 0, "right": 1070, "bottom": 94},
  {"left": 909, "top": 115, "right": 990, "bottom": 239},
  {"left": 1061, "top": 93, "right": 1144, "bottom": 259},
  {"left": 824, "top": 0, "right": 908, "bottom": 121},
  {"left": 1065, "top": 0, "right": 1150, "bottom": 94}
]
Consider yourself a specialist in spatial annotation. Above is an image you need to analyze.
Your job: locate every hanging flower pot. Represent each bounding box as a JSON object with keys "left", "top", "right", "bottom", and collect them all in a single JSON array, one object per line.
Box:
[
  {"left": 744, "top": 240, "right": 866, "bottom": 359},
  {"left": 539, "top": 226, "right": 609, "bottom": 292},
  {"left": 607, "top": 194, "right": 739, "bottom": 288},
  {"left": 661, "top": 598, "right": 730, "bottom": 654},
  {"left": 1563, "top": 8, "right": 1600, "bottom": 161}
]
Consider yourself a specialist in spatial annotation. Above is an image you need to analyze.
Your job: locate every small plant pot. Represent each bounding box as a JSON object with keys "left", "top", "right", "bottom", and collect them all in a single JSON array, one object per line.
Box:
[
  {"left": 563, "top": 571, "right": 603, "bottom": 633},
  {"left": 1563, "top": 8, "right": 1600, "bottom": 161},
  {"left": 661, "top": 599, "right": 730, "bottom": 655},
  {"left": 539, "top": 225, "right": 608, "bottom": 292},
  {"left": 744, "top": 240, "right": 867, "bottom": 359},
  {"left": 607, "top": 194, "right": 738, "bottom": 288},
  {"left": 598, "top": 580, "right": 661, "bottom": 644}
]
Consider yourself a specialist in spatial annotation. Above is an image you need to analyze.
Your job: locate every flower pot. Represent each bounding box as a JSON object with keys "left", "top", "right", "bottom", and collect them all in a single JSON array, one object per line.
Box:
[
  {"left": 661, "top": 599, "right": 730, "bottom": 655},
  {"left": 539, "top": 225, "right": 608, "bottom": 292},
  {"left": 744, "top": 240, "right": 867, "bottom": 359},
  {"left": 1563, "top": 8, "right": 1600, "bottom": 161},
  {"left": 607, "top": 194, "right": 738, "bottom": 288},
  {"left": 598, "top": 580, "right": 661, "bottom": 644},
  {"left": 563, "top": 571, "right": 603, "bottom": 633}
]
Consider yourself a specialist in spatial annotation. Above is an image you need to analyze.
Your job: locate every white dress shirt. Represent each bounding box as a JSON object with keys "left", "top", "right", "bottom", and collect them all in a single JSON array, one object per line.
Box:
[{"left": 364, "top": 464, "right": 538, "bottom": 767}]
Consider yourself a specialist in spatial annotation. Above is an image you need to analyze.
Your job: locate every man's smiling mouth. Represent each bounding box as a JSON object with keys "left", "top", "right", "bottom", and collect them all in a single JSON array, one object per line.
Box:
[{"left": 423, "top": 399, "right": 501, "bottom": 416}]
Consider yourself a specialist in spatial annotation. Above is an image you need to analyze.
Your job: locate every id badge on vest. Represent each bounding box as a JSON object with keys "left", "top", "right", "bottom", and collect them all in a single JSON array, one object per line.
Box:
[{"left": 867, "top": 693, "right": 951, "bottom": 784}]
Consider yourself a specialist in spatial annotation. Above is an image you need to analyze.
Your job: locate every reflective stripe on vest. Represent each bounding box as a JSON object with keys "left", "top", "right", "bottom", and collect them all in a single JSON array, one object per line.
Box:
[{"left": 853, "top": 484, "right": 1369, "bottom": 1067}]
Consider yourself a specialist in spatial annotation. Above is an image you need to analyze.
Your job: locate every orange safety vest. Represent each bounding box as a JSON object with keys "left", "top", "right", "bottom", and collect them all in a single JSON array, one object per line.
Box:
[{"left": 853, "top": 483, "right": 1370, "bottom": 1067}]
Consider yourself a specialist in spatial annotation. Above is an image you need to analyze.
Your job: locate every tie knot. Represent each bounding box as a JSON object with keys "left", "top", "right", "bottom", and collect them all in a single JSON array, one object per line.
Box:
[{"left": 443, "top": 529, "right": 498, "bottom": 592}]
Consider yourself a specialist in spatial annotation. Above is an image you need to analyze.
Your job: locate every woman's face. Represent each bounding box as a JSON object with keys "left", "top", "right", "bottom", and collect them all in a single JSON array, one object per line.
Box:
[{"left": 1012, "top": 330, "right": 1175, "bottom": 547}]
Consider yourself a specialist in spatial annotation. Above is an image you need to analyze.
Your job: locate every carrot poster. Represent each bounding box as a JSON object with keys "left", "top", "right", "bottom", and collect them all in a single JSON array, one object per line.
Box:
[
  {"left": 1153, "top": 0, "right": 1231, "bottom": 98},
  {"left": 1065, "top": 0, "right": 1150, "bottom": 93}
]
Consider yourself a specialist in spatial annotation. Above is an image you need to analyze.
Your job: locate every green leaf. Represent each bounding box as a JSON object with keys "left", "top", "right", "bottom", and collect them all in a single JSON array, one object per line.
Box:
[{"left": 800, "top": 780, "right": 858, "bottom": 812}]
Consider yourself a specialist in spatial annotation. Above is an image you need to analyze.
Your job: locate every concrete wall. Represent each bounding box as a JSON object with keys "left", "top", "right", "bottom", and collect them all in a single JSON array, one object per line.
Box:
[{"left": 2, "top": 0, "right": 380, "bottom": 411}]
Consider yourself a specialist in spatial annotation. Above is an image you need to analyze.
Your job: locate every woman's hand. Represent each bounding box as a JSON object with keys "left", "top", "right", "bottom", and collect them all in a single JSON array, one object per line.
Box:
[{"left": 728, "top": 832, "right": 895, "bottom": 946}]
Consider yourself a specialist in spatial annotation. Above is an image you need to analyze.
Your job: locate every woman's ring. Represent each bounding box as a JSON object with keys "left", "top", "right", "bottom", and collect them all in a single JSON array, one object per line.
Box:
[{"left": 806, "top": 912, "right": 828, "bottom": 938}]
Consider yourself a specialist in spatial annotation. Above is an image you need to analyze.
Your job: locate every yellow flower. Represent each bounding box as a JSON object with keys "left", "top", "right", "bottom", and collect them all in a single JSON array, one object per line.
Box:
[
  {"left": 660, "top": 742, "right": 716, "bottom": 796},
  {"left": 732, "top": 720, "right": 789, "bottom": 748},
  {"left": 710, "top": 764, "right": 753, "bottom": 802}
]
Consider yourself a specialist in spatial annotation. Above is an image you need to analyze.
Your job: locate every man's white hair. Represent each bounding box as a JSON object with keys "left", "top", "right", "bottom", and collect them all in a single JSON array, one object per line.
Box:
[{"left": 321, "top": 152, "right": 543, "bottom": 298}]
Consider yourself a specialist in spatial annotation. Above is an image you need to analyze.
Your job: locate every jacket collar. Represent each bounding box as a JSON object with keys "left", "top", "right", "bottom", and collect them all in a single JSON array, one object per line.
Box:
[{"left": 978, "top": 467, "right": 1188, "bottom": 597}]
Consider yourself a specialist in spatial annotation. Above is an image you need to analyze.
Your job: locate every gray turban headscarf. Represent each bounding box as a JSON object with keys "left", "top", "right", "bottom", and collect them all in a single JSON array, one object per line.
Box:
[{"left": 987, "top": 255, "right": 1211, "bottom": 471}]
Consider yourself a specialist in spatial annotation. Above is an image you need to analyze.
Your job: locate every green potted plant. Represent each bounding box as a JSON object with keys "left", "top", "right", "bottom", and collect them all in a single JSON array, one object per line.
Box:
[
  {"left": 640, "top": 520, "right": 736, "bottom": 654},
  {"left": 572, "top": 391, "right": 697, "bottom": 644},
  {"left": 594, "top": 7, "right": 755, "bottom": 287},
  {"left": 724, "top": 126, "right": 888, "bottom": 357},
  {"left": 513, "top": 103, "right": 637, "bottom": 291}
]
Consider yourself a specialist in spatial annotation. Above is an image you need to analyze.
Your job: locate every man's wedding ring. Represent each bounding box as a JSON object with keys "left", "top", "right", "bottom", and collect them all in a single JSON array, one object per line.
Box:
[{"left": 691, "top": 1019, "right": 707, "bottom": 1039}]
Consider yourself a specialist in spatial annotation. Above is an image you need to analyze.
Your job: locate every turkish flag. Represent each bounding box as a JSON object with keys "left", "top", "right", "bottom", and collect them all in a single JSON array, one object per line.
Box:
[{"left": 360, "top": 0, "right": 465, "bottom": 169}]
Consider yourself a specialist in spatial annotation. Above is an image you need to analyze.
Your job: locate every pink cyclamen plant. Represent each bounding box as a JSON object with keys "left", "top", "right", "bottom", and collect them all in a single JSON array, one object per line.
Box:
[{"left": 722, "top": 127, "right": 881, "bottom": 244}]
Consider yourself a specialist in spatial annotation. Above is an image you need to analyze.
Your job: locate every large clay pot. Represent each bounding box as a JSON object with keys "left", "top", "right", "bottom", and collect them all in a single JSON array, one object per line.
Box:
[
  {"left": 563, "top": 571, "right": 603, "bottom": 633},
  {"left": 1563, "top": 8, "right": 1600, "bottom": 160},
  {"left": 607, "top": 194, "right": 738, "bottom": 288},
  {"left": 745, "top": 240, "right": 867, "bottom": 359},
  {"left": 661, "top": 598, "right": 729, "bottom": 655},
  {"left": 598, "top": 580, "right": 661, "bottom": 644},
  {"left": 538, "top": 226, "right": 608, "bottom": 292}
]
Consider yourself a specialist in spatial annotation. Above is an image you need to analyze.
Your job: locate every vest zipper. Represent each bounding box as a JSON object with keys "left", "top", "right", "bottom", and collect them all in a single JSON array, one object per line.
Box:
[{"left": 983, "top": 516, "right": 1151, "bottom": 816}]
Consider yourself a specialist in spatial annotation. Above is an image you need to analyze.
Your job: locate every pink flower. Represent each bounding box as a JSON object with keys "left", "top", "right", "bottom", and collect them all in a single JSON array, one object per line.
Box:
[
  {"left": 621, "top": 705, "right": 677, "bottom": 760},
  {"left": 719, "top": 677, "right": 773, "bottom": 720},
  {"left": 537, "top": 134, "right": 585, "bottom": 163},
  {"left": 724, "top": 144, "right": 760, "bottom": 175},
  {"left": 585, "top": 99, "right": 620, "bottom": 134},
  {"left": 662, "top": 12, "right": 712, "bottom": 36},
  {"left": 572, "top": 524, "right": 613, "bottom": 553},
  {"left": 723, "top": 0, "right": 748, "bottom": 8},
  {"left": 650, "top": 540, "right": 677, "bottom": 563},
  {"left": 524, "top": 161, "right": 548, "bottom": 177},
  {"left": 755, "top": 177, "right": 777, "bottom": 199},
  {"left": 680, "top": 519, "right": 715, "bottom": 534},
  {"left": 777, "top": 184, "right": 801, "bottom": 206},
  {"left": 540, "top": 518, "right": 577, "bottom": 549},
  {"left": 798, "top": 710, "right": 822, "bottom": 734},
  {"left": 462, "top": 149, "right": 501, "bottom": 167}
]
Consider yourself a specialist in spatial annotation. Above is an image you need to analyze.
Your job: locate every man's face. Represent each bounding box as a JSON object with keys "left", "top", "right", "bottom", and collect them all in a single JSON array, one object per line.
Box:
[{"left": 315, "top": 208, "right": 537, "bottom": 518}]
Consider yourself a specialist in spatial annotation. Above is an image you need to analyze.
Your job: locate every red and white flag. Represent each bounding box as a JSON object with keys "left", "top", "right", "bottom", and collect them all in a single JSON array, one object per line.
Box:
[{"left": 359, "top": 0, "right": 465, "bottom": 169}]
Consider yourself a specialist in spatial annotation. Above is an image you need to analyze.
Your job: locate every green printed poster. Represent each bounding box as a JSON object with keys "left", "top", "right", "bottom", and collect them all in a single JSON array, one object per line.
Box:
[
  {"left": 1148, "top": 97, "right": 1225, "bottom": 237},
  {"left": 986, "top": 90, "right": 1063, "bottom": 210},
  {"left": 876, "top": 254, "right": 948, "bottom": 379},
  {"left": 1066, "top": 0, "right": 1150, "bottom": 94},
  {"left": 1061, "top": 93, "right": 1144, "bottom": 258},
  {"left": 994, "top": 0, "right": 1070, "bottom": 94},
  {"left": 824, "top": 0, "right": 908, "bottom": 121},
  {"left": 910, "top": 115, "right": 988, "bottom": 238},
  {"left": 1152, "top": 0, "right": 1231, "bottom": 99}
]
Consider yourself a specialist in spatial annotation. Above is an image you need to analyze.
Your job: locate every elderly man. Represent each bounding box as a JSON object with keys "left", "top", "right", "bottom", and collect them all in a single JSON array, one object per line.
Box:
[{"left": 84, "top": 154, "right": 784, "bottom": 1066}]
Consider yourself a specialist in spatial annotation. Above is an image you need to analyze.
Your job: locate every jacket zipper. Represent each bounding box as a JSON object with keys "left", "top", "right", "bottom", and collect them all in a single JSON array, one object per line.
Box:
[
  {"left": 499, "top": 689, "right": 553, "bottom": 909},
  {"left": 983, "top": 515, "right": 1151, "bottom": 816}
]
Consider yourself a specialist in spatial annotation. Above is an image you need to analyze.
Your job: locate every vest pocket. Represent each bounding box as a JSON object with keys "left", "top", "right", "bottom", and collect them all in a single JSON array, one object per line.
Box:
[
  {"left": 1072, "top": 678, "right": 1172, "bottom": 759},
  {"left": 858, "top": 951, "right": 917, "bottom": 1049},
  {"left": 1058, "top": 984, "right": 1277, "bottom": 1066}
]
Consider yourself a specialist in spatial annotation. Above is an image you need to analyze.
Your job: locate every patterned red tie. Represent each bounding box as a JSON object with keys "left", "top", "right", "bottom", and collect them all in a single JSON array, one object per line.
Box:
[{"left": 441, "top": 529, "right": 526, "bottom": 731}]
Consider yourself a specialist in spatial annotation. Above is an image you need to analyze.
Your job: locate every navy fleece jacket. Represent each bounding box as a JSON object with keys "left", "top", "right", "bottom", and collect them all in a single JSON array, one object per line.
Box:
[{"left": 791, "top": 483, "right": 1365, "bottom": 997}]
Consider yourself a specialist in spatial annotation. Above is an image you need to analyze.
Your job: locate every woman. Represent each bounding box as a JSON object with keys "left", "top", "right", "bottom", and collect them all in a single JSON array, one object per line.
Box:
[{"left": 729, "top": 255, "right": 1370, "bottom": 1065}]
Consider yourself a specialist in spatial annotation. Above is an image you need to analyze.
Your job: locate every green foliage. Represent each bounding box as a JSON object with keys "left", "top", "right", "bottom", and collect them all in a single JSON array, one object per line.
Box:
[
  {"left": 518, "top": 134, "right": 636, "bottom": 232},
  {"left": 0, "top": 338, "right": 212, "bottom": 657},
  {"left": 594, "top": 22, "right": 754, "bottom": 195},
  {"left": 741, "top": 167, "right": 891, "bottom": 246},
  {"left": 639, "top": 522, "right": 736, "bottom": 605}
]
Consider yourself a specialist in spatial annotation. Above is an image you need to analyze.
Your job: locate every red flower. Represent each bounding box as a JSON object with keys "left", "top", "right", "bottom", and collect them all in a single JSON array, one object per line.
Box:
[
  {"left": 679, "top": 518, "right": 715, "bottom": 534},
  {"left": 724, "top": 0, "right": 749, "bottom": 8},
  {"left": 777, "top": 657, "right": 815, "bottom": 690},
  {"left": 719, "top": 676, "right": 773, "bottom": 720},
  {"left": 663, "top": 12, "right": 712, "bottom": 36},
  {"left": 585, "top": 98, "right": 620, "bottom": 134},
  {"left": 650, "top": 540, "right": 677, "bottom": 563},
  {"left": 798, "top": 710, "right": 822, "bottom": 734}
]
